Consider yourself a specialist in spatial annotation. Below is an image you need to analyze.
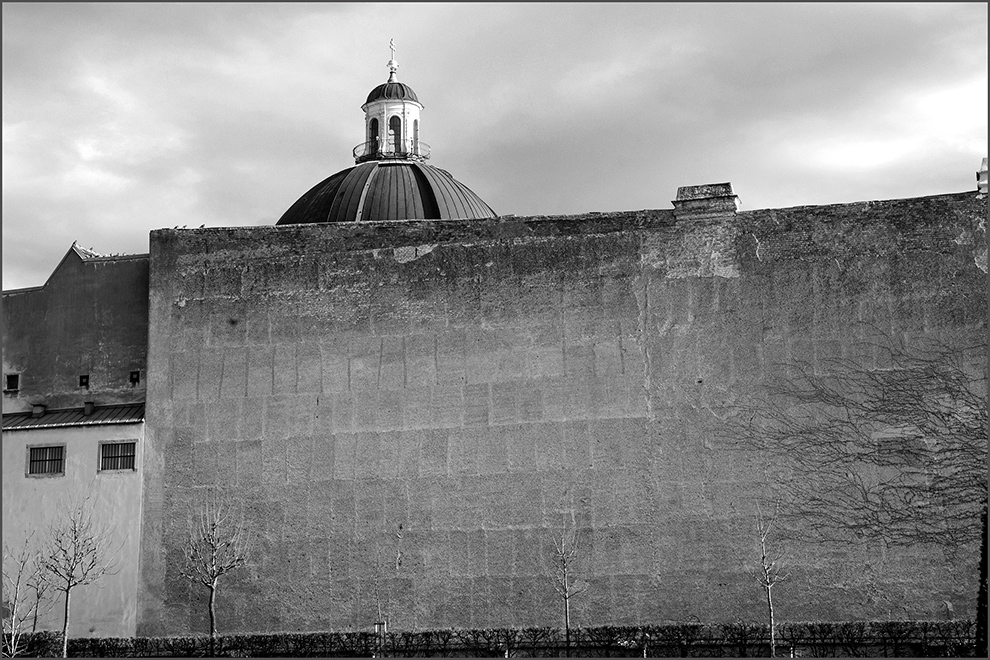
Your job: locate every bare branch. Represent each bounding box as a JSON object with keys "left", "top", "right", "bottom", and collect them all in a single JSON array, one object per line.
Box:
[
  {"left": 752, "top": 500, "right": 787, "bottom": 658},
  {"left": 719, "top": 334, "right": 987, "bottom": 549},
  {"left": 541, "top": 517, "right": 587, "bottom": 657},
  {"left": 180, "top": 491, "right": 251, "bottom": 586},
  {"left": 179, "top": 488, "right": 252, "bottom": 644},
  {"left": 41, "top": 493, "right": 121, "bottom": 657},
  {"left": 3, "top": 536, "right": 51, "bottom": 657}
]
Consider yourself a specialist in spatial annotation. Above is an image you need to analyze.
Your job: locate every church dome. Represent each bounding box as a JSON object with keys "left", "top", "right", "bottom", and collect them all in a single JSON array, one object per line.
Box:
[
  {"left": 277, "top": 43, "right": 495, "bottom": 225},
  {"left": 276, "top": 161, "right": 496, "bottom": 225},
  {"left": 366, "top": 81, "right": 419, "bottom": 104}
]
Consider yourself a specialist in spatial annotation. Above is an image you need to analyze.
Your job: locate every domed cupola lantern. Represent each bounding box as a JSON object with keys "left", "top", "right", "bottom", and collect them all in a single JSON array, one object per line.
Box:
[
  {"left": 354, "top": 40, "right": 429, "bottom": 163},
  {"left": 276, "top": 41, "right": 495, "bottom": 225}
]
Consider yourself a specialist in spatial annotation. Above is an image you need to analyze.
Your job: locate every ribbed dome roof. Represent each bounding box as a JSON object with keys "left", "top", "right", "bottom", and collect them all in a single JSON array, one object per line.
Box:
[
  {"left": 276, "top": 161, "right": 495, "bottom": 225},
  {"left": 366, "top": 81, "right": 420, "bottom": 105}
]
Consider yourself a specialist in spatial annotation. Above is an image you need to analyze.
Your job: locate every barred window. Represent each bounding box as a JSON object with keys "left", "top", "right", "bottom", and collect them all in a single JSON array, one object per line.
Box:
[
  {"left": 28, "top": 446, "right": 64, "bottom": 475},
  {"left": 100, "top": 442, "right": 136, "bottom": 471}
]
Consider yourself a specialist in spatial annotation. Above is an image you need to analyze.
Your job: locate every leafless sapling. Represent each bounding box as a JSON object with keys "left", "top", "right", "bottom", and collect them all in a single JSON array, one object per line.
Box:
[
  {"left": 2, "top": 537, "right": 51, "bottom": 657},
  {"left": 25, "top": 552, "right": 52, "bottom": 636},
  {"left": 542, "top": 522, "right": 587, "bottom": 657},
  {"left": 180, "top": 490, "right": 251, "bottom": 653},
  {"left": 720, "top": 334, "right": 987, "bottom": 653},
  {"left": 753, "top": 501, "right": 787, "bottom": 658},
  {"left": 41, "top": 497, "right": 120, "bottom": 658}
]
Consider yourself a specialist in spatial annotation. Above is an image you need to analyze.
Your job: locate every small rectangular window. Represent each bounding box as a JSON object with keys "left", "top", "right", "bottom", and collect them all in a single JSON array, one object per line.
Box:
[
  {"left": 129, "top": 371, "right": 141, "bottom": 386},
  {"left": 28, "top": 446, "right": 65, "bottom": 476},
  {"left": 4, "top": 374, "right": 19, "bottom": 392},
  {"left": 79, "top": 375, "right": 89, "bottom": 389},
  {"left": 100, "top": 442, "right": 137, "bottom": 471}
]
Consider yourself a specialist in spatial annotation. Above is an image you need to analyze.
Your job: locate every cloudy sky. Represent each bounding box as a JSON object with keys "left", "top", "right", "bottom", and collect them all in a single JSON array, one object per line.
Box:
[{"left": 3, "top": 2, "right": 987, "bottom": 290}]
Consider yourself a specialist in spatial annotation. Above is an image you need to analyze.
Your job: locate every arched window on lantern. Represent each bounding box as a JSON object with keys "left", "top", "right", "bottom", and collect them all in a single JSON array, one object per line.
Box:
[
  {"left": 389, "top": 115, "right": 402, "bottom": 154},
  {"left": 368, "top": 117, "right": 379, "bottom": 152}
]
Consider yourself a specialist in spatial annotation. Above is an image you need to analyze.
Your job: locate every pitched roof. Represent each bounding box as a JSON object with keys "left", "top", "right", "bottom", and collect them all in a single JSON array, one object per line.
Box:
[
  {"left": 2, "top": 243, "right": 149, "bottom": 296},
  {"left": 2, "top": 403, "right": 145, "bottom": 431}
]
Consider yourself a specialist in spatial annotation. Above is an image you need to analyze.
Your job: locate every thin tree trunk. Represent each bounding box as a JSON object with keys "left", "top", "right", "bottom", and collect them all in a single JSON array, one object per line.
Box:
[
  {"left": 765, "top": 585, "right": 776, "bottom": 658},
  {"left": 209, "top": 583, "right": 217, "bottom": 656},
  {"left": 563, "top": 591, "right": 570, "bottom": 658},
  {"left": 32, "top": 595, "right": 39, "bottom": 633},
  {"left": 209, "top": 583, "right": 217, "bottom": 636},
  {"left": 60, "top": 587, "right": 71, "bottom": 658}
]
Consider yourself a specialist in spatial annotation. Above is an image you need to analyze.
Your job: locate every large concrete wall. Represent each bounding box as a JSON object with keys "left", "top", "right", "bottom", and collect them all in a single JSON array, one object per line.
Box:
[
  {"left": 1, "top": 422, "right": 145, "bottom": 637},
  {"left": 2, "top": 249, "right": 149, "bottom": 414},
  {"left": 139, "top": 191, "right": 986, "bottom": 635}
]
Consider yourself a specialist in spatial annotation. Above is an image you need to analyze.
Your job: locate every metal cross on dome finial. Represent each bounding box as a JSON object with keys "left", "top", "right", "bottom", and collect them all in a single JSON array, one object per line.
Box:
[{"left": 387, "top": 38, "right": 398, "bottom": 82}]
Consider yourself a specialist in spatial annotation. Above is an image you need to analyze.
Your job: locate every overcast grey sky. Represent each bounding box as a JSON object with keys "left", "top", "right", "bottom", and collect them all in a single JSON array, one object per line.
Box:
[{"left": 3, "top": 2, "right": 987, "bottom": 290}]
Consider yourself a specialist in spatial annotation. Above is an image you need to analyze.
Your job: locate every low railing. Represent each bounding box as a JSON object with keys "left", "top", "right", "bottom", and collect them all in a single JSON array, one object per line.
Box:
[{"left": 353, "top": 138, "right": 431, "bottom": 163}]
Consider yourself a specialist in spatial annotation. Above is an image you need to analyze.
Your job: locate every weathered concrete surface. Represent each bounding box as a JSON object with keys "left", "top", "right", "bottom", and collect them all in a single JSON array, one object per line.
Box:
[
  {"left": 2, "top": 248, "right": 149, "bottom": 413},
  {"left": 139, "top": 191, "right": 986, "bottom": 635},
  {"left": 1, "top": 423, "right": 145, "bottom": 637}
]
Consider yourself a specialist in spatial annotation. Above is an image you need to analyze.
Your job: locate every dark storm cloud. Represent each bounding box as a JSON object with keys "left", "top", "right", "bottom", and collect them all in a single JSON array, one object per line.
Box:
[{"left": 3, "top": 3, "right": 986, "bottom": 289}]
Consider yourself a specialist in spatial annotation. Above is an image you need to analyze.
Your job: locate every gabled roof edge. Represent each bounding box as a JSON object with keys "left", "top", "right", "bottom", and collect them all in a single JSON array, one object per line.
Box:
[{"left": 2, "top": 244, "right": 148, "bottom": 295}]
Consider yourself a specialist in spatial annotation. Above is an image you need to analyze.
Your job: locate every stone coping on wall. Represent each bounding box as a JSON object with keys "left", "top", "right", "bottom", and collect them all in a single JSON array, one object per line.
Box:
[{"left": 148, "top": 190, "right": 981, "bottom": 259}]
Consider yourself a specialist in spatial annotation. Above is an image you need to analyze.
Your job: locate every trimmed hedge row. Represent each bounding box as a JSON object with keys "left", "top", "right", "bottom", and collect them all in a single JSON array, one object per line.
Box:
[
  {"left": 2, "top": 630, "right": 62, "bottom": 657},
  {"left": 8, "top": 619, "right": 977, "bottom": 657}
]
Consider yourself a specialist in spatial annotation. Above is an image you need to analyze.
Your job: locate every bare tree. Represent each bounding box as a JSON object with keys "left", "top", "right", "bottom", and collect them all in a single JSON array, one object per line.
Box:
[
  {"left": 720, "top": 332, "right": 987, "bottom": 652},
  {"left": 542, "top": 521, "right": 587, "bottom": 657},
  {"left": 42, "top": 497, "right": 120, "bottom": 658},
  {"left": 180, "top": 489, "right": 251, "bottom": 653},
  {"left": 25, "top": 554, "right": 52, "bottom": 636},
  {"left": 752, "top": 501, "right": 786, "bottom": 658},
  {"left": 721, "top": 335, "right": 986, "bottom": 548},
  {"left": 2, "top": 537, "right": 51, "bottom": 658}
]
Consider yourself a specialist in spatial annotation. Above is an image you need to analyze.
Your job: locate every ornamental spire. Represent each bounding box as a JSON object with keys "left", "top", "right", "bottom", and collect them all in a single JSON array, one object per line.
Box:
[{"left": 387, "top": 38, "right": 398, "bottom": 82}]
